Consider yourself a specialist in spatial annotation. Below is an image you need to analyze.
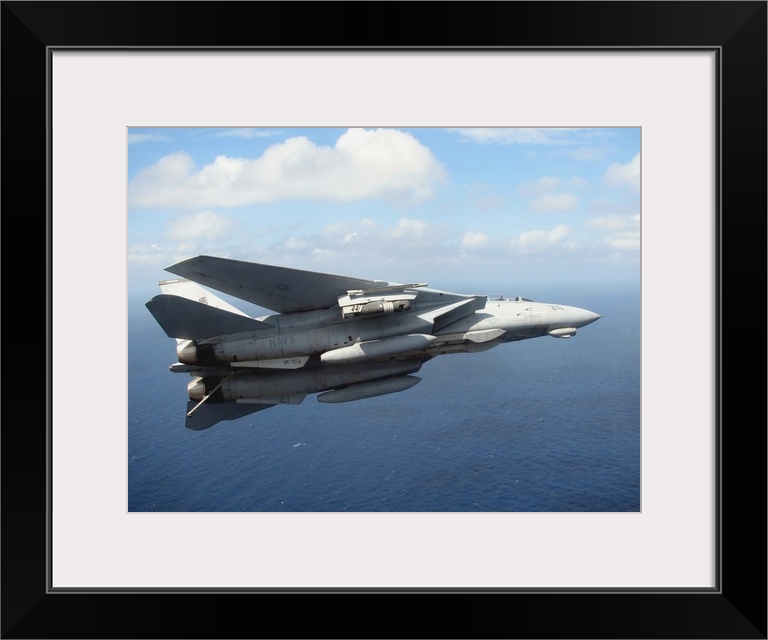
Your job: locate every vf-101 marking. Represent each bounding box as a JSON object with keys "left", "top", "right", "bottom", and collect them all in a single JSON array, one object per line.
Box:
[{"left": 146, "top": 256, "right": 601, "bottom": 430}]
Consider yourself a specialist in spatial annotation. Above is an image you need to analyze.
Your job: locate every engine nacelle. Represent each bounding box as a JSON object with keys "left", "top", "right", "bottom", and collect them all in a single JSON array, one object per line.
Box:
[
  {"left": 177, "top": 331, "right": 318, "bottom": 364},
  {"left": 188, "top": 377, "right": 206, "bottom": 401},
  {"left": 177, "top": 340, "right": 197, "bottom": 363},
  {"left": 189, "top": 360, "right": 423, "bottom": 403},
  {"left": 177, "top": 340, "right": 218, "bottom": 364}
]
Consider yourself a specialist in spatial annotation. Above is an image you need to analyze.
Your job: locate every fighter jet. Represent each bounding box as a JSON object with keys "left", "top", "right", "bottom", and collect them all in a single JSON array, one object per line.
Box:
[{"left": 145, "top": 255, "right": 601, "bottom": 430}]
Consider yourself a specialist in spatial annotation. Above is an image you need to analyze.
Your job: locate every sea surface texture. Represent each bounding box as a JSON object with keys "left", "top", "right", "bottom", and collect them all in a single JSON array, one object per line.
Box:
[{"left": 129, "top": 287, "right": 640, "bottom": 512}]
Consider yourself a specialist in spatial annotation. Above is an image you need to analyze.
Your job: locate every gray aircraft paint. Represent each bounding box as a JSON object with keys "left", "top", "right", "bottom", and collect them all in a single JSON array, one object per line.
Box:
[{"left": 146, "top": 256, "right": 600, "bottom": 430}]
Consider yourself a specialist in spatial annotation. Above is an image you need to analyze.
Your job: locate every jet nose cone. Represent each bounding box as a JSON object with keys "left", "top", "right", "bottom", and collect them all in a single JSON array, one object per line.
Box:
[
  {"left": 566, "top": 307, "right": 601, "bottom": 328},
  {"left": 580, "top": 309, "right": 602, "bottom": 327}
]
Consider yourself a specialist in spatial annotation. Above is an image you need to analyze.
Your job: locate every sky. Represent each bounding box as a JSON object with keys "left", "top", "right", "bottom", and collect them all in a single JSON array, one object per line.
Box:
[{"left": 127, "top": 127, "right": 640, "bottom": 301}]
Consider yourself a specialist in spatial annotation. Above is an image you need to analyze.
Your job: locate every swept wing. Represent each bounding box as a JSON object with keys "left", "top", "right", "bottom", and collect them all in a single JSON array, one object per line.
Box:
[{"left": 165, "top": 255, "right": 390, "bottom": 313}]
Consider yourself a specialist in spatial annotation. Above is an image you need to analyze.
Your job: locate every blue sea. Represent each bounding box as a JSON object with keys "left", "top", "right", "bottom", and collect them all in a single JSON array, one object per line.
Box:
[{"left": 128, "top": 286, "right": 640, "bottom": 512}]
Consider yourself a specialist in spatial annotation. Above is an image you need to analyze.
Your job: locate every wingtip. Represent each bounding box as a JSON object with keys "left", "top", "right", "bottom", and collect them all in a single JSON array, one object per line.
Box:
[{"left": 165, "top": 254, "right": 206, "bottom": 273}]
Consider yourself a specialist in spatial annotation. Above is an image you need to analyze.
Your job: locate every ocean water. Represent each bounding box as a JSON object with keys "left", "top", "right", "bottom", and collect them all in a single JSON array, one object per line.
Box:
[{"left": 128, "top": 287, "right": 640, "bottom": 512}]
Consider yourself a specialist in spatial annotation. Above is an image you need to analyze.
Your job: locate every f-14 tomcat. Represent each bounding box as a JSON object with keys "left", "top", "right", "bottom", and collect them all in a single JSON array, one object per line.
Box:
[{"left": 146, "top": 255, "right": 601, "bottom": 430}]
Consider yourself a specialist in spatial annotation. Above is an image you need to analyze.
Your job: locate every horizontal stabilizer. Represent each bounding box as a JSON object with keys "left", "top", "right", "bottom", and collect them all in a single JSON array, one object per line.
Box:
[
  {"left": 185, "top": 400, "right": 276, "bottom": 431},
  {"left": 165, "top": 255, "right": 388, "bottom": 313},
  {"left": 158, "top": 278, "right": 250, "bottom": 317},
  {"left": 146, "top": 294, "right": 271, "bottom": 340}
]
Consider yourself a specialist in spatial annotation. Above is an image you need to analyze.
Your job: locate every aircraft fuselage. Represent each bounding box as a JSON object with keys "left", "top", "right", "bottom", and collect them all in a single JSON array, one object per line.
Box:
[
  {"left": 176, "top": 298, "right": 600, "bottom": 367},
  {"left": 145, "top": 256, "right": 602, "bottom": 429}
]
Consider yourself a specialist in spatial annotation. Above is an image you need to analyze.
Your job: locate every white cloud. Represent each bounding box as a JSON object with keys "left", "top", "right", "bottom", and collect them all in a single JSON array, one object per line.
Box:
[
  {"left": 605, "top": 231, "right": 640, "bottom": 251},
  {"left": 462, "top": 231, "right": 491, "bottom": 250},
  {"left": 311, "top": 218, "right": 428, "bottom": 252},
  {"left": 566, "top": 147, "right": 604, "bottom": 162},
  {"left": 279, "top": 217, "right": 579, "bottom": 266},
  {"left": 517, "top": 230, "right": 549, "bottom": 248},
  {"left": 273, "top": 217, "right": 444, "bottom": 267},
  {"left": 127, "top": 133, "right": 170, "bottom": 144},
  {"left": 529, "top": 192, "right": 579, "bottom": 213},
  {"left": 128, "top": 242, "right": 202, "bottom": 270},
  {"left": 518, "top": 176, "right": 562, "bottom": 196},
  {"left": 165, "top": 211, "right": 236, "bottom": 241},
  {"left": 584, "top": 213, "right": 640, "bottom": 253},
  {"left": 128, "top": 243, "right": 168, "bottom": 265},
  {"left": 510, "top": 224, "right": 572, "bottom": 252},
  {"left": 311, "top": 248, "right": 338, "bottom": 260},
  {"left": 603, "top": 153, "right": 640, "bottom": 191},
  {"left": 281, "top": 237, "right": 309, "bottom": 252},
  {"left": 518, "top": 176, "right": 589, "bottom": 196},
  {"left": 214, "top": 129, "right": 283, "bottom": 139},
  {"left": 548, "top": 224, "right": 571, "bottom": 243},
  {"left": 129, "top": 128, "right": 447, "bottom": 209},
  {"left": 387, "top": 218, "right": 428, "bottom": 239},
  {"left": 447, "top": 128, "right": 600, "bottom": 145},
  {"left": 518, "top": 176, "right": 586, "bottom": 213},
  {"left": 586, "top": 214, "right": 634, "bottom": 231}
]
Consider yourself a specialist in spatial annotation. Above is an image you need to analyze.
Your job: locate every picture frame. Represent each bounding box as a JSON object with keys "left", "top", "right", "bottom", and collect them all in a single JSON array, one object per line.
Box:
[{"left": 4, "top": 1, "right": 765, "bottom": 637}]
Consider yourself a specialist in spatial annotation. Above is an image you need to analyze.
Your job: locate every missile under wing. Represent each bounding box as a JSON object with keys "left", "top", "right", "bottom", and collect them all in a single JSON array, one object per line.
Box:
[{"left": 145, "top": 256, "right": 601, "bottom": 430}]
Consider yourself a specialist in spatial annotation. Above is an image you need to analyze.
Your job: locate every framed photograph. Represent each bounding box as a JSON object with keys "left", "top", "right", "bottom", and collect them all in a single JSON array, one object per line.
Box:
[
  {"left": 126, "top": 124, "right": 638, "bottom": 511},
  {"left": 5, "top": 2, "right": 765, "bottom": 638}
]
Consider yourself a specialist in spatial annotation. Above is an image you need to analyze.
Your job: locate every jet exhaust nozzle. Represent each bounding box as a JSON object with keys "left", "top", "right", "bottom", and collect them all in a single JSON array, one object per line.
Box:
[
  {"left": 177, "top": 340, "right": 198, "bottom": 363},
  {"left": 188, "top": 377, "right": 206, "bottom": 401}
]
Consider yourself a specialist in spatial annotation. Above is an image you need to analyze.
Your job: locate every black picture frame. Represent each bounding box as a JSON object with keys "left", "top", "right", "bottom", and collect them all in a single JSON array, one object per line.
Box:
[{"left": 3, "top": 2, "right": 765, "bottom": 638}]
